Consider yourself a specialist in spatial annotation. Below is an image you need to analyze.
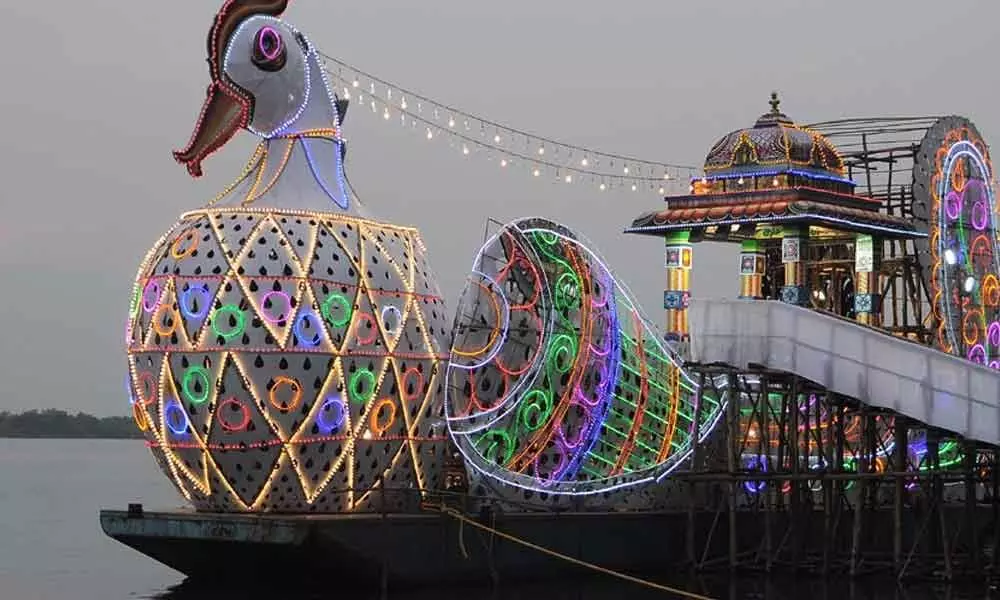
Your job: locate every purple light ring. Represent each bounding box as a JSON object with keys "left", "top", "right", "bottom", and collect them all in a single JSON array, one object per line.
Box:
[
  {"left": 988, "top": 321, "right": 1000, "bottom": 347},
  {"left": 142, "top": 279, "right": 162, "bottom": 313},
  {"left": 972, "top": 199, "right": 990, "bottom": 231},
  {"left": 259, "top": 291, "right": 292, "bottom": 323},
  {"left": 968, "top": 344, "right": 988, "bottom": 365},
  {"left": 257, "top": 26, "right": 282, "bottom": 61},
  {"left": 945, "top": 190, "right": 962, "bottom": 221}
]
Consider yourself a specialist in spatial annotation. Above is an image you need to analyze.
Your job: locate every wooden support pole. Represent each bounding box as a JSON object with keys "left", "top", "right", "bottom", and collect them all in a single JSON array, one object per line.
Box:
[
  {"left": 893, "top": 418, "right": 908, "bottom": 575},
  {"left": 964, "top": 441, "right": 979, "bottom": 573},
  {"left": 727, "top": 371, "right": 739, "bottom": 571},
  {"left": 850, "top": 406, "right": 868, "bottom": 577},
  {"left": 686, "top": 370, "right": 706, "bottom": 568}
]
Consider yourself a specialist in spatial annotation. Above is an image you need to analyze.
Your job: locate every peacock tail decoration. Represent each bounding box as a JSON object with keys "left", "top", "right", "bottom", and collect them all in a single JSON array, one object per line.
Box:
[{"left": 444, "top": 217, "right": 726, "bottom": 500}]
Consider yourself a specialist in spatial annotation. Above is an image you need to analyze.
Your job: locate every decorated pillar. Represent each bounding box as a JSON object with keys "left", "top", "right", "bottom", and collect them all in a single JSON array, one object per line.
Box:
[
  {"left": 663, "top": 231, "right": 693, "bottom": 348},
  {"left": 780, "top": 227, "right": 809, "bottom": 305},
  {"left": 854, "top": 234, "right": 880, "bottom": 325},
  {"left": 738, "top": 239, "right": 765, "bottom": 299}
]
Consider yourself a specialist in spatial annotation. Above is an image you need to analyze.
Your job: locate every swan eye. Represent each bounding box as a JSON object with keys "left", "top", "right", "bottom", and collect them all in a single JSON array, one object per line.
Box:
[{"left": 251, "top": 26, "right": 287, "bottom": 72}]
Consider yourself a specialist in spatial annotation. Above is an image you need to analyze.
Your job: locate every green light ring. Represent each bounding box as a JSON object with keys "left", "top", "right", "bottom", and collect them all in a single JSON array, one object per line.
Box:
[
  {"left": 182, "top": 366, "right": 211, "bottom": 405},
  {"left": 321, "top": 293, "right": 353, "bottom": 328},
  {"left": 546, "top": 333, "right": 578, "bottom": 375},
  {"left": 350, "top": 368, "right": 376, "bottom": 405},
  {"left": 476, "top": 430, "right": 515, "bottom": 465},
  {"left": 554, "top": 271, "right": 583, "bottom": 312},
  {"left": 519, "top": 389, "right": 553, "bottom": 432},
  {"left": 211, "top": 305, "right": 246, "bottom": 340}
]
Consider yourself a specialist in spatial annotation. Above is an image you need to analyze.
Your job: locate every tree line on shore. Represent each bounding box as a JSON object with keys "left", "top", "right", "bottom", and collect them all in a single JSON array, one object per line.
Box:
[{"left": 0, "top": 409, "right": 142, "bottom": 439}]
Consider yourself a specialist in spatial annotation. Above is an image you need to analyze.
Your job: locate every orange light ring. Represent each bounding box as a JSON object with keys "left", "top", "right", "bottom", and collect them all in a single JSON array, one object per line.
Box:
[
  {"left": 369, "top": 398, "right": 397, "bottom": 436},
  {"left": 268, "top": 375, "right": 302, "bottom": 413},
  {"left": 171, "top": 229, "right": 200, "bottom": 260}
]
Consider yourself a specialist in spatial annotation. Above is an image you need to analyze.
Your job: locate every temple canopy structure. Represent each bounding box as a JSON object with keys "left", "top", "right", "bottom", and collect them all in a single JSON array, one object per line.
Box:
[{"left": 626, "top": 93, "right": 927, "bottom": 349}]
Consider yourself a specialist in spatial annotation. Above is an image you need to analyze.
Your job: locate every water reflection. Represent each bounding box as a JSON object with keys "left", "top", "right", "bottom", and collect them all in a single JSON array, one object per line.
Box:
[{"left": 151, "top": 575, "right": 997, "bottom": 600}]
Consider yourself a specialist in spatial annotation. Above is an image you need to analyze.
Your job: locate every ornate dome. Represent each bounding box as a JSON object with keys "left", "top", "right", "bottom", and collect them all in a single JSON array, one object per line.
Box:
[{"left": 703, "top": 93, "right": 844, "bottom": 177}]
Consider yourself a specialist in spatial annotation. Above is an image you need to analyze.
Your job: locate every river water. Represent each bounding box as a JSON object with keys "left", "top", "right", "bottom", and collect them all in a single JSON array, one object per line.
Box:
[{"left": 0, "top": 438, "right": 993, "bottom": 599}]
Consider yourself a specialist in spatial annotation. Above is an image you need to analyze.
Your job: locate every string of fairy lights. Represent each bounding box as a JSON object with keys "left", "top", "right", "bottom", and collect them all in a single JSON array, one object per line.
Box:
[{"left": 319, "top": 52, "right": 701, "bottom": 196}]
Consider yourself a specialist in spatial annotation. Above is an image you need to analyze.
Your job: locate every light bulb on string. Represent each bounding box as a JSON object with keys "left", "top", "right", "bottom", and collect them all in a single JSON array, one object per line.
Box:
[
  {"left": 623, "top": 166, "right": 629, "bottom": 175},
  {"left": 581, "top": 158, "right": 589, "bottom": 167},
  {"left": 538, "top": 146, "right": 545, "bottom": 156},
  {"left": 631, "top": 184, "right": 637, "bottom": 192},
  {"left": 370, "top": 100, "right": 376, "bottom": 112},
  {"left": 462, "top": 145, "right": 470, "bottom": 155},
  {"left": 565, "top": 175, "right": 573, "bottom": 183},
  {"left": 426, "top": 128, "right": 434, "bottom": 140},
  {"left": 533, "top": 168, "right": 541, "bottom": 177},
  {"left": 494, "top": 134, "right": 501, "bottom": 144},
  {"left": 352, "top": 79, "right": 359, "bottom": 88},
  {"left": 386, "top": 88, "right": 392, "bottom": 100},
  {"left": 738, "top": 176, "right": 744, "bottom": 185},
  {"left": 501, "top": 159, "right": 508, "bottom": 167},
  {"left": 400, "top": 97, "right": 407, "bottom": 110},
  {"left": 383, "top": 107, "right": 390, "bottom": 120},
  {"left": 663, "top": 173, "right": 670, "bottom": 180},
  {"left": 369, "top": 82, "right": 375, "bottom": 94},
  {"left": 658, "top": 187, "right": 665, "bottom": 195},
  {"left": 599, "top": 182, "right": 606, "bottom": 191},
  {"left": 448, "top": 116, "right": 455, "bottom": 128}
]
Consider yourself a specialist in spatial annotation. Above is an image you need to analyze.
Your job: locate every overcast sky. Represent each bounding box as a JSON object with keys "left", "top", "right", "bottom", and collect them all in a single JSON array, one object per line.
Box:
[{"left": 0, "top": 1, "right": 997, "bottom": 415}]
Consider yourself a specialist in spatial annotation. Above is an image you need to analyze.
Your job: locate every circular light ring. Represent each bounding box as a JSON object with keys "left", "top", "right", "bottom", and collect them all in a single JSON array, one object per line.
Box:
[
  {"left": 211, "top": 305, "right": 246, "bottom": 340},
  {"left": 349, "top": 368, "right": 376, "bottom": 405},
  {"left": 546, "top": 333, "right": 579, "bottom": 375},
  {"left": 164, "top": 399, "right": 189, "bottom": 436},
  {"left": 449, "top": 273, "right": 512, "bottom": 371},
  {"left": 181, "top": 366, "right": 211, "bottom": 405},
  {"left": 293, "top": 310, "right": 322, "bottom": 347},
  {"left": 464, "top": 367, "right": 511, "bottom": 417},
  {"left": 553, "top": 271, "right": 582, "bottom": 311},
  {"left": 259, "top": 291, "right": 293, "bottom": 324},
  {"left": 451, "top": 280, "right": 505, "bottom": 358},
  {"left": 269, "top": 376, "right": 302, "bottom": 413},
  {"left": 369, "top": 398, "right": 397, "bottom": 436},
  {"left": 179, "top": 284, "right": 212, "bottom": 320},
  {"left": 352, "top": 312, "right": 378, "bottom": 346},
  {"left": 968, "top": 344, "right": 988, "bottom": 365},
  {"left": 171, "top": 229, "right": 200, "bottom": 260},
  {"left": 493, "top": 308, "right": 544, "bottom": 376},
  {"left": 401, "top": 367, "right": 425, "bottom": 404},
  {"left": 381, "top": 305, "right": 403, "bottom": 335},
  {"left": 316, "top": 395, "right": 346, "bottom": 433},
  {"left": 217, "top": 397, "right": 251, "bottom": 432},
  {"left": 476, "top": 429, "right": 515, "bottom": 465},
  {"left": 142, "top": 279, "right": 162, "bottom": 313},
  {"left": 136, "top": 371, "right": 158, "bottom": 406},
  {"left": 533, "top": 445, "right": 569, "bottom": 487},
  {"left": 132, "top": 402, "right": 149, "bottom": 432},
  {"left": 519, "top": 389, "right": 554, "bottom": 432},
  {"left": 151, "top": 304, "right": 178, "bottom": 337},
  {"left": 320, "top": 293, "right": 352, "bottom": 328},
  {"left": 251, "top": 25, "right": 287, "bottom": 71}
]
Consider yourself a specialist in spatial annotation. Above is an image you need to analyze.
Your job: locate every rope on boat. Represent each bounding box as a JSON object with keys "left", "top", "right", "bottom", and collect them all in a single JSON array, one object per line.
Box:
[{"left": 423, "top": 502, "right": 716, "bottom": 600}]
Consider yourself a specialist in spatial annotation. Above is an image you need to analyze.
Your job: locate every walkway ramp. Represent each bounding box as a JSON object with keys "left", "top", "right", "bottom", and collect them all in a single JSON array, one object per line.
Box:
[{"left": 688, "top": 299, "right": 1000, "bottom": 446}]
